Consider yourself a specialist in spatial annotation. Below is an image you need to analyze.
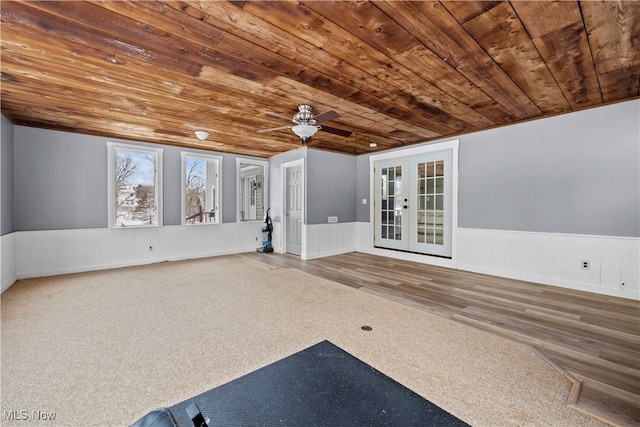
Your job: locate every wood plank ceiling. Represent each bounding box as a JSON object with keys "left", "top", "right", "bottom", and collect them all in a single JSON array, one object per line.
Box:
[{"left": 1, "top": 1, "right": 639, "bottom": 158}]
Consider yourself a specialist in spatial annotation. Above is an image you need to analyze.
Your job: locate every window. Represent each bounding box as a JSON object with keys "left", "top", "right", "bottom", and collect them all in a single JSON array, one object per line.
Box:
[
  {"left": 236, "top": 158, "right": 268, "bottom": 222},
  {"left": 107, "top": 142, "right": 163, "bottom": 228},
  {"left": 182, "top": 152, "right": 222, "bottom": 225}
]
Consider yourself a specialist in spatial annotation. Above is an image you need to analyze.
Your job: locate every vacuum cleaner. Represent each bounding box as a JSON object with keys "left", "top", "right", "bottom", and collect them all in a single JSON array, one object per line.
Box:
[{"left": 256, "top": 207, "right": 273, "bottom": 253}]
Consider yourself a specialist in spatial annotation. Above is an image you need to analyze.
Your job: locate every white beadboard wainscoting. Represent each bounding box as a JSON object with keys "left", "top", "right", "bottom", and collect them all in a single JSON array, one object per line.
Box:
[
  {"left": 303, "top": 222, "right": 357, "bottom": 260},
  {"left": 1, "top": 232, "right": 17, "bottom": 292},
  {"left": 6, "top": 222, "right": 262, "bottom": 287},
  {"left": 356, "top": 222, "right": 638, "bottom": 300},
  {"left": 274, "top": 221, "right": 357, "bottom": 260},
  {"left": 4, "top": 222, "right": 638, "bottom": 301},
  {"left": 456, "top": 228, "right": 639, "bottom": 300}
]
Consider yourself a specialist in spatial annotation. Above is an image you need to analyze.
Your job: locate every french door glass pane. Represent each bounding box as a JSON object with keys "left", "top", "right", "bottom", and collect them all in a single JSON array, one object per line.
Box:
[
  {"left": 416, "top": 160, "right": 444, "bottom": 246},
  {"left": 426, "top": 228, "right": 435, "bottom": 244},
  {"left": 380, "top": 165, "right": 402, "bottom": 241},
  {"left": 426, "top": 178, "right": 434, "bottom": 194}
]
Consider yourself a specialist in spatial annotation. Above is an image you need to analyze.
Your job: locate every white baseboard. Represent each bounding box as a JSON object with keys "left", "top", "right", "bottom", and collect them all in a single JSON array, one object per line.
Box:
[{"left": 11, "top": 223, "right": 262, "bottom": 281}]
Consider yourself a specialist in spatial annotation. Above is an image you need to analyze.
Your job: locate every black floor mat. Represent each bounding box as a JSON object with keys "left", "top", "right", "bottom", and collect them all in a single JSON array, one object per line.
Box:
[{"left": 169, "top": 340, "right": 469, "bottom": 426}]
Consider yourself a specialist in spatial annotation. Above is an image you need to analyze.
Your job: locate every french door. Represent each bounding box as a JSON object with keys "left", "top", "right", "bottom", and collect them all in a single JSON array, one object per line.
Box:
[{"left": 374, "top": 151, "right": 452, "bottom": 257}]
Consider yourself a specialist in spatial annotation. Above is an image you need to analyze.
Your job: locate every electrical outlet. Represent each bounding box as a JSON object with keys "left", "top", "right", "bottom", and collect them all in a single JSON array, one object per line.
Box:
[{"left": 581, "top": 260, "right": 590, "bottom": 270}]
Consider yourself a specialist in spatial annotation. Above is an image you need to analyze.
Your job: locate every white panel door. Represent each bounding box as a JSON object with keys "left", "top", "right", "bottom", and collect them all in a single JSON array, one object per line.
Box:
[{"left": 286, "top": 165, "right": 303, "bottom": 256}]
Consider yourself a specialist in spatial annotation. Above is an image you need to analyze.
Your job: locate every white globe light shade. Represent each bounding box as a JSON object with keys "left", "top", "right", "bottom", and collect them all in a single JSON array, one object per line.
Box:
[{"left": 291, "top": 124, "right": 318, "bottom": 139}]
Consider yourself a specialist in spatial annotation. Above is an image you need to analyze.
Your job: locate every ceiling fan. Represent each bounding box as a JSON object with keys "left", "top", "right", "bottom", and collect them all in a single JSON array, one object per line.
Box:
[{"left": 257, "top": 105, "right": 352, "bottom": 144}]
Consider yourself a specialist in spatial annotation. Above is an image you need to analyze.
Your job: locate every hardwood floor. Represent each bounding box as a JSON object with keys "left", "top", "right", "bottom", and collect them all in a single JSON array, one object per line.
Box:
[{"left": 241, "top": 251, "right": 640, "bottom": 427}]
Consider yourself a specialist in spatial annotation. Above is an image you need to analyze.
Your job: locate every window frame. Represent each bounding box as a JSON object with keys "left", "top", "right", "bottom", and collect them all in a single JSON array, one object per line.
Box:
[
  {"left": 181, "top": 151, "right": 223, "bottom": 226},
  {"left": 236, "top": 158, "right": 268, "bottom": 223},
  {"left": 107, "top": 142, "right": 163, "bottom": 228}
]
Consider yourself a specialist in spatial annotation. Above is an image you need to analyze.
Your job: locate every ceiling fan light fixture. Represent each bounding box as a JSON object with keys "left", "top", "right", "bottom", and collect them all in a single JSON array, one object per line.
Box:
[
  {"left": 291, "top": 124, "right": 319, "bottom": 139},
  {"left": 194, "top": 130, "right": 209, "bottom": 140}
]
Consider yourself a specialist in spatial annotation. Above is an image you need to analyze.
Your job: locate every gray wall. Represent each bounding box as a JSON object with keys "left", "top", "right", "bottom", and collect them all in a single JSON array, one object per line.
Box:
[
  {"left": 162, "top": 145, "right": 182, "bottom": 226},
  {"left": 1, "top": 115, "right": 14, "bottom": 235},
  {"left": 355, "top": 154, "right": 370, "bottom": 223},
  {"left": 14, "top": 126, "right": 107, "bottom": 231},
  {"left": 268, "top": 148, "right": 357, "bottom": 225},
  {"left": 458, "top": 100, "right": 639, "bottom": 237},
  {"left": 221, "top": 151, "right": 240, "bottom": 224},
  {"left": 306, "top": 149, "right": 356, "bottom": 225},
  {"left": 12, "top": 126, "right": 263, "bottom": 231},
  {"left": 10, "top": 99, "right": 639, "bottom": 236},
  {"left": 356, "top": 100, "right": 640, "bottom": 238}
]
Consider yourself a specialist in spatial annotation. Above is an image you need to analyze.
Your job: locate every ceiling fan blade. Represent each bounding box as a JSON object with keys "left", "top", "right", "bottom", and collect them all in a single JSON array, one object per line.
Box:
[
  {"left": 264, "top": 111, "right": 293, "bottom": 121},
  {"left": 312, "top": 110, "right": 340, "bottom": 123},
  {"left": 320, "top": 125, "right": 352, "bottom": 138},
  {"left": 257, "top": 125, "right": 291, "bottom": 133}
]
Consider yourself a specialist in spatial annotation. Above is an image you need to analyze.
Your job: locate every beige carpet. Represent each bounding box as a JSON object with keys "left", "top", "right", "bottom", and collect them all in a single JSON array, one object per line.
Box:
[{"left": 1, "top": 255, "right": 606, "bottom": 426}]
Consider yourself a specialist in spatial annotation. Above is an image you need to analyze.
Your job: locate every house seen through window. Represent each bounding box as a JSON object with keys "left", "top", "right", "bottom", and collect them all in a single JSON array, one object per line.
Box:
[
  {"left": 237, "top": 159, "right": 268, "bottom": 222},
  {"left": 108, "top": 143, "right": 162, "bottom": 228},
  {"left": 183, "top": 152, "right": 221, "bottom": 224}
]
